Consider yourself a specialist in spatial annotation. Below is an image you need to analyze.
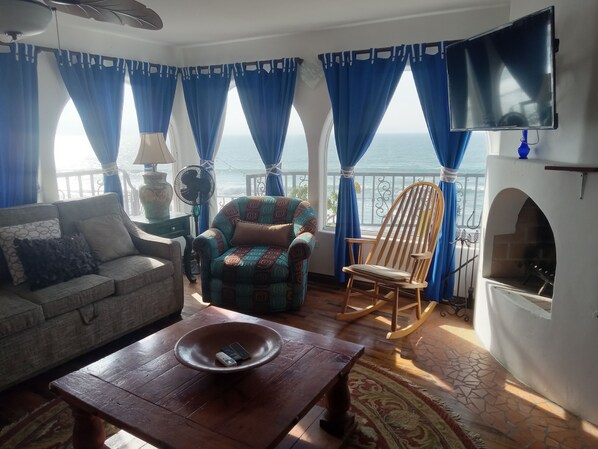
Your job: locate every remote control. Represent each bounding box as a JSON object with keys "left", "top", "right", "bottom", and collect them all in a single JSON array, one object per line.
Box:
[
  {"left": 215, "top": 351, "right": 237, "bottom": 367},
  {"left": 229, "top": 342, "right": 250, "bottom": 360},
  {"left": 221, "top": 345, "right": 244, "bottom": 362},
  {"left": 220, "top": 342, "right": 251, "bottom": 362}
]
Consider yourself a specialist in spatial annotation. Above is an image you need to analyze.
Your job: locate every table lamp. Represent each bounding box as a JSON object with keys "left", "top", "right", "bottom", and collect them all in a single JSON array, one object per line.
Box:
[{"left": 134, "top": 132, "right": 175, "bottom": 219}]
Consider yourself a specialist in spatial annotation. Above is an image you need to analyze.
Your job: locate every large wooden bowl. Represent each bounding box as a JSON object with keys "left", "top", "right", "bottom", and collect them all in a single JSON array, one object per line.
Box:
[{"left": 174, "top": 322, "right": 283, "bottom": 373}]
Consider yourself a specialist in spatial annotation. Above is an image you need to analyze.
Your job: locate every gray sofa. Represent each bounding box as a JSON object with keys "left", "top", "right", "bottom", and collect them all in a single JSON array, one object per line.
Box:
[{"left": 0, "top": 193, "right": 183, "bottom": 391}]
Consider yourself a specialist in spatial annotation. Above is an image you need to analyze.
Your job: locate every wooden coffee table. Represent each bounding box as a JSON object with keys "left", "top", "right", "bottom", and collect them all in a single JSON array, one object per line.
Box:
[{"left": 50, "top": 306, "right": 365, "bottom": 449}]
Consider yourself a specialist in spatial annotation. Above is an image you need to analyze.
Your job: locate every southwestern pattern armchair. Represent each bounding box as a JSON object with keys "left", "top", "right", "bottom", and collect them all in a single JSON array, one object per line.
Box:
[{"left": 193, "top": 196, "right": 317, "bottom": 313}]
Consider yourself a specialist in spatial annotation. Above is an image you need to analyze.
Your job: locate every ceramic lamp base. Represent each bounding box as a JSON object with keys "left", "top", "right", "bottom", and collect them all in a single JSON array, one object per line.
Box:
[{"left": 139, "top": 171, "right": 173, "bottom": 219}]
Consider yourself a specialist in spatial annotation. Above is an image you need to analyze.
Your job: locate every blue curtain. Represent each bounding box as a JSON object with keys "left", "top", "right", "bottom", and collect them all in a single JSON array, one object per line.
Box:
[
  {"left": 181, "top": 64, "right": 232, "bottom": 232},
  {"left": 127, "top": 61, "right": 178, "bottom": 135},
  {"left": 319, "top": 47, "right": 409, "bottom": 281},
  {"left": 410, "top": 42, "right": 471, "bottom": 301},
  {"left": 54, "top": 50, "right": 126, "bottom": 204},
  {"left": 233, "top": 58, "right": 298, "bottom": 196},
  {"left": 0, "top": 44, "right": 39, "bottom": 208}
]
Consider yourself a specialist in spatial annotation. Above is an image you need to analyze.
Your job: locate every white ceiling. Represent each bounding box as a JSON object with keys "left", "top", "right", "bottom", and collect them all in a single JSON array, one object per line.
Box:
[{"left": 56, "top": 0, "right": 508, "bottom": 47}]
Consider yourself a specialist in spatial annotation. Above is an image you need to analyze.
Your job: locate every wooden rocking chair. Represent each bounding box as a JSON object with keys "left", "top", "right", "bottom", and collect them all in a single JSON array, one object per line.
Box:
[{"left": 337, "top": 181, "right": 444, "bottom": 339}]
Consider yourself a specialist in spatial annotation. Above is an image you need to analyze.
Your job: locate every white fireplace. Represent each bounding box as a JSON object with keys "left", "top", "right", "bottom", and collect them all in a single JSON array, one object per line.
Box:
[
  {"left": 472, "top": 0, "right": 598, "bottom": 426},
  {"left": 475, "top": 155, "right": 598, "bottom": 425}
]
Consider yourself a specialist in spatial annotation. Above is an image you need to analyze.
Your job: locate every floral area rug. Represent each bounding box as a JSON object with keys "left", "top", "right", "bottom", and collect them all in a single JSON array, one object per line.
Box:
[
  {"left": 347, "top": 359, "right": 484, "bottom": 448},
  {"left": 0, "top": 359, "right": 483, "bottom": 449}
]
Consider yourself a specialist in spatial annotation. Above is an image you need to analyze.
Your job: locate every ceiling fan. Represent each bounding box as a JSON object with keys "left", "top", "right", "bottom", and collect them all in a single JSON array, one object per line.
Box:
[{"left": 0, "top": 0, "right": 162, "bottom": 42}]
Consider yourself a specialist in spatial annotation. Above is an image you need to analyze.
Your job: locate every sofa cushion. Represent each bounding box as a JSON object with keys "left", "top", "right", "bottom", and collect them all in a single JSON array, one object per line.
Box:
[
  {"left": 0, "top": 290, "right": 45, "bottom": 338},
  {"left": 0, "top": 219, "right": 62, "bottom": 285},
  {"left": 211, "top": 246, "right": 289, "bottom": 284},
  {"left": 8, "top": 274, "right": 115, "bottom": 319},
  {"left": 230, "top": 221, "right": 292, "bottom": 248},
  {"left": 14, "top": 233, "right": 98, "bottom": 290},
  {"left": 77, "top": 214, "right": 139, "bottom": 263},
  {"left": 98, "top": 255, "right": 174, "bottom": 296},
  {"left": 0, "top": 203, "right": 59, "bottom": 283}
]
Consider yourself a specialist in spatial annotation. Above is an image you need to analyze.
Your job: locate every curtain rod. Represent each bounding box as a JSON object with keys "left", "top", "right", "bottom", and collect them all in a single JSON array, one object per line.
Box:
[
  {"left": 1, "top": 41, "right": 304, "bottom": 68},
  {"left": 0, "top": 41, "right": 120, "bottom": 61},
  {"left": 332, "top": 41, "right": 447, "bottom": 56}
]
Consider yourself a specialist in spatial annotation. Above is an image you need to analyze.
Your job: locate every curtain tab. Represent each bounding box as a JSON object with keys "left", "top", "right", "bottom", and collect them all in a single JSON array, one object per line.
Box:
[
  {"left": 266, "top": 162, "right": 282, "bottom": 176},
  {"left": 440, "top": 166, "right": 458, "bottom": 183},
  {"left": 200, "top": 159, "right": 215, "bottom": 171},
  {"left": 101, "top": 162, "right": 119, "bottom": 177},
  {"left": 341, "top": 167, "right": 355, "bottom": 179}
]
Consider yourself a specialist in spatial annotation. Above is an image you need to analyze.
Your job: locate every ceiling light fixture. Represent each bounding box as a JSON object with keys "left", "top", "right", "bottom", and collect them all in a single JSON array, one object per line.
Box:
[{"left": 0, "top": 0, "right": 53, "bottom": 42}]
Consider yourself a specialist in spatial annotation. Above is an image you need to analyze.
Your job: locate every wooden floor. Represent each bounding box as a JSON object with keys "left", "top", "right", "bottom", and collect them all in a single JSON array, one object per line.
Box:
[{"left": 1, "top": 279, "right": 597, "bottom": 449}]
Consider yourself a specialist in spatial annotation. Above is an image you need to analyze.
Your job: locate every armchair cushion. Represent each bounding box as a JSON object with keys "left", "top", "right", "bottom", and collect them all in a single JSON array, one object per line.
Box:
[
  {"left": 211, "top": 246, "right": 289, "bottom": 284},
  {"left": 230, "top": 221, "right": 292, "bottom": 248}
]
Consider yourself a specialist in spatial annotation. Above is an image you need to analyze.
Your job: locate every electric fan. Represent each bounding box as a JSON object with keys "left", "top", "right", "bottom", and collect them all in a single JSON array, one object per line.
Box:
[{"left": 173, "top": 165, "right": 215, "bottom": 235}]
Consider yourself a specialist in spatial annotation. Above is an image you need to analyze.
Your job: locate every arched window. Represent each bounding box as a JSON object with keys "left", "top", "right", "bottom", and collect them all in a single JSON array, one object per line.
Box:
[
  {"left": 325, "top": 70, "right": 488, "bottom": 231},
  {"left": 54, "top": 82, "right": 175, "bottom": 215},
  {"left": 214, "top": 86, "right": 307, "bottom": 206}
]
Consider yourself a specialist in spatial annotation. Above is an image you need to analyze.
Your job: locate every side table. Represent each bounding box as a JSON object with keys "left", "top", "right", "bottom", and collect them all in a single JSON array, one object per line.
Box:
[{"left": 130, "top": 212, "right": 196, "bottom": 283}]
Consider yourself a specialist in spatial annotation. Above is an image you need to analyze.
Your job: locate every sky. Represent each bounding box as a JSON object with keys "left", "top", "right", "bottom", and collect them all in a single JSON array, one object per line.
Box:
[
  {"left": 223, "top": 70, "right": 428, "bottom": 135},
  {"left": 58, "top": 70, "right": 428, "bottom": 138}
]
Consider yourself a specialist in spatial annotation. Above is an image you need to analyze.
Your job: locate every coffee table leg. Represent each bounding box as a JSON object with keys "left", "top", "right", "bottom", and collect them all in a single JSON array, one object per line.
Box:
[
  {"left": 71, "top": 407, "right": 106, "bottom": 449},
  {"left": 320, "top": 371, "right": 356, "bottom": 439}
]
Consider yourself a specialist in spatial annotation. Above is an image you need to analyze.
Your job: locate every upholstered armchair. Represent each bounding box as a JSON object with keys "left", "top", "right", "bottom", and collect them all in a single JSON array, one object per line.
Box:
[{"left": 193, "top": 196, "right": 317, "bottom": 313}]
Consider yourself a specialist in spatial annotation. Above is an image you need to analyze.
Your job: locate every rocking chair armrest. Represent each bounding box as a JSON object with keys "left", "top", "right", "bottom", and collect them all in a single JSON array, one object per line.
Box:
[
  {"left": 346, "top": 237, "right": 375, "bottom": 265},
  {"left": 345, "top": 237, "right": 373, "bottom": 246},
  {"left": 410, "top": 251, "right": 433, "bottom": 260}
]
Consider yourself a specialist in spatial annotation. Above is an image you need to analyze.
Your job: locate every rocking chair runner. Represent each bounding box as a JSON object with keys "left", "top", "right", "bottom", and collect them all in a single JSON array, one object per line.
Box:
[{"left": 337, "top": 182, "right": 445, "bottom": 339}]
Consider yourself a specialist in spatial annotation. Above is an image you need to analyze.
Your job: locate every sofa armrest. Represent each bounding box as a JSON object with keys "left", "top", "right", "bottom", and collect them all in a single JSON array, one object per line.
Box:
[
  {"left": 122, "top": 215, "right": 182, "bottom": 263},
  {"left": 193, "top": 228, "right": 230, "bottom": 260},
  {"left": 288, "top": 232, "right": 316, "bottom": 264}
]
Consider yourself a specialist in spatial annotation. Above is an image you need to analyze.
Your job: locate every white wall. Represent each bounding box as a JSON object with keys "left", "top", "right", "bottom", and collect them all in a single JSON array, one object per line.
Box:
[{"left": 475, "top": 0, "right": 598, "bottom": 426}]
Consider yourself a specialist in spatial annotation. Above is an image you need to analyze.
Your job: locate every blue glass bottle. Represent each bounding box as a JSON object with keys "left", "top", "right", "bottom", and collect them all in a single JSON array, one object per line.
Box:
[{"left": 518, "top": 130, "right": 530, "bottom": 159}]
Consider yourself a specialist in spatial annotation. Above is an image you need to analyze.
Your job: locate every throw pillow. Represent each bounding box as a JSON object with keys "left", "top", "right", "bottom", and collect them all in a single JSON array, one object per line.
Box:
[
  {"left": 230, "top": 221, "right": 293, "bottom": 248},
  {"left": 76, "top": 214, "right": 138, "bottom": 263},
  {"left": 0, "top": 219, "right": 61, "bottom": 285},
  {"left": 14, "top": 233, "right": 99, "bottom": 290}
]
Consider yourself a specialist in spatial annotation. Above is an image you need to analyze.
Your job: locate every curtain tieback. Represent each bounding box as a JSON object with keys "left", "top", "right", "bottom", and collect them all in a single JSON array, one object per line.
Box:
[
  {"left": 266, "top": 163, "right": 282, "bottom": 176},
  {"left": 200, "top": 159, "right": 214, "bottom": 170},
  {"left": 101, "top": 162, "right": 119, "bottom": 177},
  {"left": 341, "top": 167, "right": 355, "bottom": 179},
  {"left": 440, "top": 166, "right": 458, "bottom": 183}
]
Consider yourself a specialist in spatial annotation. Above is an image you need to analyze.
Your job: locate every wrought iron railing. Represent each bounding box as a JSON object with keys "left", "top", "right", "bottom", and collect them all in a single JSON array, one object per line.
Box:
[
  {"left": 244, "top": 171, "right": 485, "bottom": 231},
  {"left": 56, "top": 169, "right": 141, "bottom": 216},
  {"left": 56, "top": 168, "right": 485, "bottom": 233}
]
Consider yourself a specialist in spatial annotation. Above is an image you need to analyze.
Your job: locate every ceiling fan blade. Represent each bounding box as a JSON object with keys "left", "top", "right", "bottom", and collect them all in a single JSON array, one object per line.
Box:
[{"left": 43, "top": 0, "right": 162, "bottom": 30}]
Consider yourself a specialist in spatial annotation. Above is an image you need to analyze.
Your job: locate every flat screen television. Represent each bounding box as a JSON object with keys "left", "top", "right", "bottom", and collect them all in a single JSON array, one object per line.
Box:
[{"left": 446, "top": 6, "right": 558, "bottom": 131}]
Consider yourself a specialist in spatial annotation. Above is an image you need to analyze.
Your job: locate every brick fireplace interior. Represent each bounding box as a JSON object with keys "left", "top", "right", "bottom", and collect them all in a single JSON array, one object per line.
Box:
[{"left": 489, "top": 197, "right": 556, "bottom": 312}]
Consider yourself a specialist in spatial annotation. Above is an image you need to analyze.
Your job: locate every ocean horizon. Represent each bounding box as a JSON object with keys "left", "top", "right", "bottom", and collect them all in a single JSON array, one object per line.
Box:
[{"left": 55, "top": 131, "right": 488, "bottom": 198}]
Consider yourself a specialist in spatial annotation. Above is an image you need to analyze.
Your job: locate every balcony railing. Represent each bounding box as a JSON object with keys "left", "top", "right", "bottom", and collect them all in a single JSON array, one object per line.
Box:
[
  {"left": 245, "top": 171, "right": 485, "bottom": 231},
  {"left": 57, "top": 169, "right": 485, "bottom": 233},
  {"left": 56, "top": 169, "right": 141, "bottom": 216}
]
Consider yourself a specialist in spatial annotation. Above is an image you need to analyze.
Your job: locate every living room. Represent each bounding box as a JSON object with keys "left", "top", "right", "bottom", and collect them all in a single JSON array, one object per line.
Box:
[{"left": 1, "top": 0, "right": 598, "bottom": 447}]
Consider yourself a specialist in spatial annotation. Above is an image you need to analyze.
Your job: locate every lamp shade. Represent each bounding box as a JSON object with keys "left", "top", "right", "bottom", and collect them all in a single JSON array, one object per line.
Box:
[
  {"left": 0, "top": 0, "right": 53, "bottom": 41},
  {"left": 134, "top": 132, "right": 175, "bottom": 165}
]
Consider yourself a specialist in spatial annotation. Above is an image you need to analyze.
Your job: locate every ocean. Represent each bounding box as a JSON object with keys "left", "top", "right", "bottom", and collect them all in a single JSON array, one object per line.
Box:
[
  {"left": 55, "top": 132, "right": 488, "bottom": 227},
  {"left": 214, "top": 132, "right": 487, "bottom": 197}
]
